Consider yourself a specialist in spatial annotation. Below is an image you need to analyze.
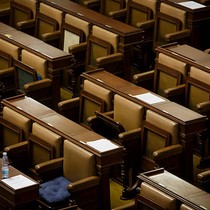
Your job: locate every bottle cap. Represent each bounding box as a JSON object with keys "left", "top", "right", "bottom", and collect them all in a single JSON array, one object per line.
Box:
[{"left": 3, "top": 152, "right": 7, "bottom": 156}]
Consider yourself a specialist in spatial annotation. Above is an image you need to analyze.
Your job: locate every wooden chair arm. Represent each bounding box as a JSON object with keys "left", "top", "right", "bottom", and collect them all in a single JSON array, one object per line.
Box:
[
  {"left": 165, "top": 29, "right": 191, "bottom": 42},
  {"left": 24, "top": 78, "right": 52, "bottom": 91},
  {"left": 136, "top": 19, "right": 155, "bottom": 30},
  {"left": 133, "top": 70, "right": 154, "bottom": 85},
  {"left": 16, "top": 19, "right": 36, "bottom": 30},
  {"left": 68, "top": 176, "right": 100, "bottom": 192},
  {"left": 41, "top": 30, "right": 61, "bottom": 42},
  {"left": 109, "top": 8, "right": 127, "bottom": 19},
  {"left": 35, "top": 158, "right": 63, "bottom": 175},
  {"left": 153, "top": 144, "right": 183, "bottom": 160},
  {"left": 96, "top": 53, "right": 123, "bottom": 66}
]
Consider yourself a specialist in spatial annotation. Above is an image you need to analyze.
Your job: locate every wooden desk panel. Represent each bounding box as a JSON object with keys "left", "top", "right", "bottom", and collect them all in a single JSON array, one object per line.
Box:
[
  {"left": 0, "top": 22, "right": 73, "bottom": 108},
  {"left": 39, "top": 0, "right": 143, "bottom": 81},
  {"left": 81, "top": 69, "right": 208, "bottom": 183},
  {"left": 156, "top": 43, "right": 210, "bottom": 73},
  {"left": 1, "top": 95, "right": 124, "bottom": 210},
  {"left": 138, "top": 168, "right": 210, "bottom": 210},
  {"left": 0, "top": 160, "right": 39, "bottom": 210}
]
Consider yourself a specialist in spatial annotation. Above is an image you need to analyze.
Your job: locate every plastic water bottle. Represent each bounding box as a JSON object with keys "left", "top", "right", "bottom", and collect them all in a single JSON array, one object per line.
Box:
[{"left": 2, "top": 152, "right": 9, "bottom": 179}]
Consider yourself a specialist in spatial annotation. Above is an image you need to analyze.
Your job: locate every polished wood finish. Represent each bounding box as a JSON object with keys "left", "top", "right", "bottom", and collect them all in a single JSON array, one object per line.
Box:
[
  {"left": 0, "top": 22, "right": 73, "bottom": 109},
  {"left": 156, "top": 43, "right": 210, "bottom": 73},
  {"left": 0, "top": 159, "right": 39, "bottom": 210},
  {"left": 160, "top": 0, "right": 210, "bottom": 50},
  {"left": 81, "top": 69, "right": 208, "bottom": 184},
  {"left": 1, "top": 95, "right": 124, "bottom": 210},
  {"left": 138, "top": 168, "right": 210, "bottom": 210},
  {"left": 39, "top": 0, "right": 143, "bottom": 81}
]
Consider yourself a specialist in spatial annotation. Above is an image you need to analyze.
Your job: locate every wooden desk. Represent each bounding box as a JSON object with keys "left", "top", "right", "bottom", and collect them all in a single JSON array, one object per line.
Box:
[
  {"left": 1, "top": 95, "right": 124, "bottom": 210},
  {"left": 0, "top": 22, "right": 73, "bottom": 108},
  {"left": 138, "top": 168, "right": 210, "bottom": 210},
  {"left": 0, "top": 159, "right": 39, "bottom": 210},
  {"left": 161, "top": 0, "right": 210, "bottom": 50},
  {"left": 81, "top": 69, "right": 208, "bottom": 183},
  {"left": 39, "top": 0, "right": 143, "bottom": 81},
  {"left": 156, "top": 43, "right": 210, "bottom": 73}
]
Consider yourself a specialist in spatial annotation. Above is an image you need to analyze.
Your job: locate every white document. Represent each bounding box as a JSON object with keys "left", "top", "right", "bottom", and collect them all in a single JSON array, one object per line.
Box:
[
  {"left": 134, "top": 92, "right": 165, "bottom": 104},
  {"left": 1, "top": 174, "right": 37, "bottom": 190},
  {"left": 178, "top": 1, "right": 206, "bottom": 9},
  {"left": 86, "top": 139, "right": 119, "bottom": 152}
]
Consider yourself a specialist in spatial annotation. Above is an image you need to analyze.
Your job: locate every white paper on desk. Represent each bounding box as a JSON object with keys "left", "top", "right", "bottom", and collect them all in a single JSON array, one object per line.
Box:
[
  {"left": 1, "top": 174, "right": 37, "bottom": 190},
  {"left": 86, "top": 139, "right": 119, "bottom": 152},
  {"left": 133, "top": 92, "right": 165, "bottom": 104},
  {"left": 178, "top": 1, "right": 206, "bottom": 9}
]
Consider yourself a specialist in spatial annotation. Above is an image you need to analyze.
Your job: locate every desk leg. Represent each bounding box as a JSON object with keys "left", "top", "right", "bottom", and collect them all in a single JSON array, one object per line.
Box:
[{"left": 97, "top": 163, "right": 111, "bottom": 210}]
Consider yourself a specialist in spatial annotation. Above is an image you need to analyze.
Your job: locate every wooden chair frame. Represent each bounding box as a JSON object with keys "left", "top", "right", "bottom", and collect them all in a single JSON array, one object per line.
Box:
[
  {"left": 0, "top": 50, "right": 13, "bottom": 68},
  {"left": 185, "top": 76, "right": 210, "bottom": 108},
  {"left": 154, "top": 12, "right": 182, "bottom": 46},
  {"left": 79, "top": 90, "right": 105, "bottom": 125},
  {"left": 9, "top": 1, "right": 33, "bottom": 27},
  {"left": 126, "top": 0, "right": 153, "bottom": 25},
  {"left": 141, "top": 121, "right": 171, "bottom": 169},
  {"left": 153, "top": 62, "right": 182, "bottom": 94},
  {"left": 28, "top": 134, "right": 55, "bottom": 168},
  {"left": 0, "top": 116, "right": 23, "bottom": 151},
  {"left": 86, "top": 34, "right": 112, "bottom": 71},
  {"left": 35, "top": 12, "right": 58, "bottom": 39},
  {"left": 14, "top": 59, "right": 37, "bottom": 92},
  {"left": 100, "top": 0, "right": 125, "bottom": 15},
  {"left": 60, "top": 21, "right": 86, "bottom": 52}
]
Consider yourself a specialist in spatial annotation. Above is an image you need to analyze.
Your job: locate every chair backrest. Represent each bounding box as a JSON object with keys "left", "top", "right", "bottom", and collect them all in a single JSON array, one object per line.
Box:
[
  {"left": 157, "top": 53, "right": 188, "bottom": 82},
  {"left": 186, "top": 66, "right": 210, "bottom": 112},
  {"left": 126, "top": 0, "right": 157, "bottom": 27},
  {"left": 32, "top": 122, "right": 62, "bottom": 158},
  {"left": 29, "top": 122, "right": 62, "bottom": 167},
  {"left": 141, "top": 109, "right": 178, "bottom": 170},
  {"left": 78, "top": 90, "right": 105, "bottom": 126},
  {"left": 145, "top": 109, "right": 179, "bottom": 145},
  {"left": 140, "top": 182, "right": 177, "bottom": 210},
  {"left": 0, "top": 38, "right": 19, "bottom": 60},
  {"left": 100, "top": 0, "right": 125, "bottom": 16},
  {"left": 83, "top": 80, "right": 113, "bottom": 111},
  {"left": 85, "top": 26, "right": 119, "bottom": 71},
  {"left": 2, "top": 106, "right": 31, "bottom": 141},
  {"left": 10, "top": 0, "right": 37, "bottom": 28},
  {"left": 154, "top": 3, "right": 186, "bottom": 47},
  {"left": 160, "top": 3, "right": 186, "bottom": 29},
  {"left": 36, "top": 3, "right": 63, "bottom": 39},
  {"left": 0, "top": 50, "right": 13, "bottom": 69},
  {"left": 113, "top": 94, "right": 144, "bottom": 130},
  {"left": 92, "top": 25, "right": 118, "bottom": 53},
  {"left": 0, "top": 116, "right": 23, "bottom": 149},
  {"left": 154, "top": 53, "right": 188, "bottom": 97},
  {"left": 14, "top": 59, "right": 38, "bottom": 92},
  {"left": 63, "top": 140, "right": 96, "bottom": 182},
  {"left": 61, "top": 14, "right": 90, "bottom": 53},
  {"left": 0, "top": 0, "right": 10, "bottom": 14},
  {"left": 21, "top": 49, "right": 47, "bottom": 80}
]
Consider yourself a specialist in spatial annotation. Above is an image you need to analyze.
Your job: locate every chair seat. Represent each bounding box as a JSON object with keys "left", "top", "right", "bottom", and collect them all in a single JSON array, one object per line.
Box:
[{"left": 39, "top": 176, "right": 71, "bottom": 204}]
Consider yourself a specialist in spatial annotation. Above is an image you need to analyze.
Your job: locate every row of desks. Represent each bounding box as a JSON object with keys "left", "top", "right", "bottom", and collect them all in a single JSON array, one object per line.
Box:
[
  {"left": 1, "top": 95, "right": 124, "bottom": 210},
  {"left": 0, "top": 22, "right": 72, "bottom": 108},
  {"left": 156, "top": 43, "right": 210, "bottom": 73},
  {"left": 138, "top": 168, "right": 210, "bottom": 210},
  {"left": 81, "top": 69, "right": 208, "bottom": 183}
]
